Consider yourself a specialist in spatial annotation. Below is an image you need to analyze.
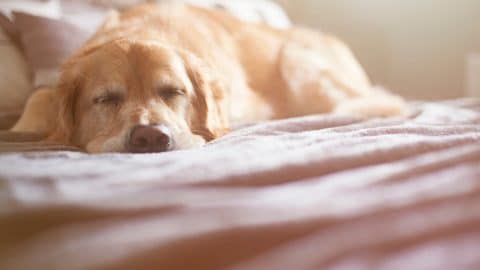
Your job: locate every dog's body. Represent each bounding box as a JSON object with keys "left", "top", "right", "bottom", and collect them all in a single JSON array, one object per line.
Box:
[{"left": 12, "top": 4, "right": 405, "bottom": 153}]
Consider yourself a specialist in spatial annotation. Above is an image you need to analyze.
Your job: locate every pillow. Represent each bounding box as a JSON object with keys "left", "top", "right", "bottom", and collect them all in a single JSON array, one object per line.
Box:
[
  {"left": 11, "top": 12, "right": 100, "bottom": 87},
  {"left": 84, "top": 0, "right": 291, "bottom": 28},
  {"left": 182, "top": 0, "right": 291, "bottom": 29},
  {"left": 0, "top": 0, "right": 61, "bottom": 19},
  {"left": 0, "top": 24, "right": 32, "bottom": 113},
  {"left": 0, "top": 1, "right": 107, "bottom": 88}
]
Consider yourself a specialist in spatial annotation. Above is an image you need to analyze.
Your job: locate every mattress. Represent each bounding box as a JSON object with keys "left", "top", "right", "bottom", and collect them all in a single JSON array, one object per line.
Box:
[{"left": 0, "top": 99, "right": 479, "bottom": 270}]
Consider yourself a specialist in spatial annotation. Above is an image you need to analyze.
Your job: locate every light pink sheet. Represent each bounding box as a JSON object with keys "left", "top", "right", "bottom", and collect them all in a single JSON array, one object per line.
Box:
[{"left": 1, "top": 99, "right": 479, "bottom": 270}]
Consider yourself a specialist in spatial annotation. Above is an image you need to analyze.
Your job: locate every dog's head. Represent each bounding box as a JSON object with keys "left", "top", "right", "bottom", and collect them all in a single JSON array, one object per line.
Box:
[{"left": 47, "top": 39, "right": 228, "bottom": 153}]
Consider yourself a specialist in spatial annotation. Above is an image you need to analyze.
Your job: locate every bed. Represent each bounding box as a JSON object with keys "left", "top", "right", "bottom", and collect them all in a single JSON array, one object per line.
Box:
[
  {"left": 1, "top": 1, "right": 480, "bottom": 269},
  {"left": 1, "top": 99, "right": 479, "bottom": 269}
]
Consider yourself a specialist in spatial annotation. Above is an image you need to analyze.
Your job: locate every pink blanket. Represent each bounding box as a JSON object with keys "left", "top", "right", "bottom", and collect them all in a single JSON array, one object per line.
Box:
[{"left": 1, "top": 99, "right": 479, "bottom": 270}]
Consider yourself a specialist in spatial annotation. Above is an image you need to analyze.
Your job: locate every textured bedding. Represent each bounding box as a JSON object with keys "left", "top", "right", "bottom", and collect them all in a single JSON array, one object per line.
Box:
[{"left": 0, "top": 99, "right": 480, "bottom": 270}]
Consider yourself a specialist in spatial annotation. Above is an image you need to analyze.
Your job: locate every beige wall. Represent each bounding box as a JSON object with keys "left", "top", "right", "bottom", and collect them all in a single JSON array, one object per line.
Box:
[{"left": 276, "top": 0, "right": 480, "bottom": 100}]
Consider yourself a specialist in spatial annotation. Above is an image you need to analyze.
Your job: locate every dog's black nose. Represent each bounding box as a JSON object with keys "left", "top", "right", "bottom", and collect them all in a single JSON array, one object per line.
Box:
[{"left": 127, "top": 124, "right": 174, "bottom": 153}]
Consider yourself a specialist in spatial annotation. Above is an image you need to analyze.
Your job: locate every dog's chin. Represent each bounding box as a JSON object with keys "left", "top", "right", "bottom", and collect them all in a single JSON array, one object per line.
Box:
[
  {"left": 85, "top": 139, "right": 124, "bottom": 154},
  {"left": 85, "top": 134, "right": 207, "bottom": 154}
]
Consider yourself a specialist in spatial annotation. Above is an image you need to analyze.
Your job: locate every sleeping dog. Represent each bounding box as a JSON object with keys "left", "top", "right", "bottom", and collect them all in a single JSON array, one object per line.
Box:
[{"left": 12, "top": 3, "right": 406, "bottom": 153}]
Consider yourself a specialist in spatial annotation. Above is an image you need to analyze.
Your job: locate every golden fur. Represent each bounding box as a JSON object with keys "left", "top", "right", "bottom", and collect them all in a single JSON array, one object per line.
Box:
[{"left": 12, "top": 3, "right": 406, "bottom": 153}]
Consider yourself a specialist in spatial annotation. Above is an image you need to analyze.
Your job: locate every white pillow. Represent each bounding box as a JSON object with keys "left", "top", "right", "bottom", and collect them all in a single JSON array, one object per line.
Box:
[
  {"left": 0, "top": 28, "right": 32, "bottom": 112},
  {"left": 72, "top": 0, "right": 291, "bottom": 28},
  {"left": 0, "top": 0, "right": 61, "bottom": 19},
  {"left": 181, "top": 0, "right": 291, "bottom": 29}
]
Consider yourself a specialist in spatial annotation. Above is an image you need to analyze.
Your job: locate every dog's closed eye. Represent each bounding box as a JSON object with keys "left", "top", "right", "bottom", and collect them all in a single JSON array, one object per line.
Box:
[
  {"left": 93, "top": 92, "right": 124, "bottom": 106},
  {"left": 157, "top": 86, "right": 186, "bottom": 100}
]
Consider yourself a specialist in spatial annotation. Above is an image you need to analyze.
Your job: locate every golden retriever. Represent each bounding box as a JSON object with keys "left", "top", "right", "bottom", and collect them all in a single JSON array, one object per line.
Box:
[{"left": 12, "top": 3, "right": 406, "bottom": 153}]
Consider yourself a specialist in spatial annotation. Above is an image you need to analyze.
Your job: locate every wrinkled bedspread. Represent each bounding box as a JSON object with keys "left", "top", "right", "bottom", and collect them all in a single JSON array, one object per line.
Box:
[{"left": 1, "top": 99, "right": 480, "bottom": 270}]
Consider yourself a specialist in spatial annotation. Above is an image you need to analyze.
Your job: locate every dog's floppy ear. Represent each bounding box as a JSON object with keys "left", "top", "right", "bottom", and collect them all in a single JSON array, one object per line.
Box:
[
  {"left": 11, "top": 87, "right": 60, "bottom": 136},
  {"left": 11, "top": 68, "right": 79, "bottom": 146},
  {"left": 46, "top": 68, "right": 80, "bottom": 144},
  {"left": 181, "top": 52, "right": 229, "bottom": 141}
]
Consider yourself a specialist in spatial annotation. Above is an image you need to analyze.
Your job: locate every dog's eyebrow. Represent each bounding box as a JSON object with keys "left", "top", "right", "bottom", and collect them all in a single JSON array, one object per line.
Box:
[
  {"left": 155, "top": 77, "right": 186, "bottom": 92},
  {"left": 157, "top": 84, "right": 186, "bottom": 93},
  {"left": 98, "top": 85, "right": 127, "bottom": 95}
]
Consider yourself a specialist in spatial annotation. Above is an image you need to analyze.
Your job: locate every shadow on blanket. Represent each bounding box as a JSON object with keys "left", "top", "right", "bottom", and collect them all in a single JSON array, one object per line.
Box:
[
  {"left": 0, "top": 111, "right": 80, "bottom": 152},
  {"left": 0, "top": 131, "right": 81, "bottom": 152}
]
